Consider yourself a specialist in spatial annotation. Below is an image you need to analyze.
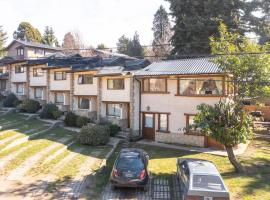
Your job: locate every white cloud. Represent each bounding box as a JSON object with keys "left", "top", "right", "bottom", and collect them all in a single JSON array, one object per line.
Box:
[{"left": 0, "top": 0, "right": 170, "bottom": 48}]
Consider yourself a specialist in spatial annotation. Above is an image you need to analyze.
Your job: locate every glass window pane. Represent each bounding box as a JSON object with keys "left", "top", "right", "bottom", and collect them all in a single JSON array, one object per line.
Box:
[
  {"left": 197, "top": 79, "right": 222, "bottom": 95},
  {"left": 17, "top": 84, "right": 24, "bottom": 93},
  {"left": 35, "top": 88, "right": 43, "bottom": 98},
  {"left": 192, "top": 175, "right": 225, "bottom": 191},
  {"left": 84, "top": 75, "right": 93, "bottom": 84},
  {"left": 159, "top": 114, "right": 168, "bottom": 131},
  {"left": 79, "top": 98, "right": 90, "bottom": 109},
  {"left": 107, "top": 80, "right": 113, "bottom": 89},
  {"left": 107, "top": 104, "right": 121, "bottom": 117},
  {"left": 144, "top": 114, "right": 153, "bottom": 128},
  {"left": 56, "top": 93, "right": 64, "bottom": 103},
  {"left": 180, "top": 80, "right": 196, "bottom": 95},
  {"left": 149, "top": 79, "right": 166, "bottom": 92}
]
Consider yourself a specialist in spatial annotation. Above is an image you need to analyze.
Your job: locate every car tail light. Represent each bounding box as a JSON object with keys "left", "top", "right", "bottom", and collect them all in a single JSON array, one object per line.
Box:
[
  {"left": 186, "top": 196, "right": 201, "bottom": 200},
  {"left": 113, "top": 168, "right": 119, "bottom": 177},
  {"left": 139, "top": 169, "right": 146, "bottom": 179}
]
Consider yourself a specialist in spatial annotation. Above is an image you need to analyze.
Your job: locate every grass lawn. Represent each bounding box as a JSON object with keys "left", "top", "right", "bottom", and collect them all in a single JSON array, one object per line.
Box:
[{"left": 91, "top": 138, "right": 270, "bottom": 200}]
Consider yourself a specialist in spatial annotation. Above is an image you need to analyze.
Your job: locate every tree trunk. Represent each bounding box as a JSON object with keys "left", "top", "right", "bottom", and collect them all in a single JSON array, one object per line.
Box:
[{"left": 225, "top": 146, "right": 245, "bottom": 173}]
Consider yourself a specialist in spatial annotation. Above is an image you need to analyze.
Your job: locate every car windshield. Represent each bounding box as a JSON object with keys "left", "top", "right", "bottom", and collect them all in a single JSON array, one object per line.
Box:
[
  {"left": 116, "top": 156, "right": 144, "bottom": 171},
  {"left": 192, "top": 175, "right": 225, "bottom": 191}
]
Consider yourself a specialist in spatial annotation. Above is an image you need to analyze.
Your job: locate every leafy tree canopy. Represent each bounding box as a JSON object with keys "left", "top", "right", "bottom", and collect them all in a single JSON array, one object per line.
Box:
[
  {"left": 0, "top": 25, "right": 7, "bottom": 56},
  {"left": 42, "top": 26, "right": 59, "bottom": 46},
  {"left": 13, "top": 22, "right": 42, "bottom": 43},
  {"left": 97, "top": 43, "right": 107, "bottom": 50}
]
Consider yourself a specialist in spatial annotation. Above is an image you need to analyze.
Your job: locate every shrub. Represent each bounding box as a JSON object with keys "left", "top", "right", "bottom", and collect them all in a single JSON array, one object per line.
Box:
[
  {"left": 3, "top": 93, "right": 19, "bottom": 107},
  {"left": 77, "top": 124, "right": 110, "bottom": 146},
  {"left": 64, "top": 112, "right": 78, "bottom": 127},
  {"left": 40, "top": 103, "right": 60, "bottom": 119},
  {"left": 108, "top": 124, "right": 121, "bottom": 137},
  {"left": 76, "top": 116, "right": 89, "bottom": 128},
  {"left": 52, "top": 110, "right": 62, "bottom": 119},
  {"left": 19, "top": 99, "right": 41, "bottom": 113}
]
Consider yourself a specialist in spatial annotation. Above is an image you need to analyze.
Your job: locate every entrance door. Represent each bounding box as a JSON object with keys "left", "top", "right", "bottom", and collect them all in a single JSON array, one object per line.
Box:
[{"left": 142, "top": 113, "right": 155, "bottom": 140}]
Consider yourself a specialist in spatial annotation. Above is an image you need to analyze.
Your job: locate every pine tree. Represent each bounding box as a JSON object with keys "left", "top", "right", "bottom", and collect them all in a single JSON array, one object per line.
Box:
[
  {"left": 97, "top": 43, "right": 107, "bottom": 50},
  {"left": 13, "top": 22, "right": 42, "bottom": 43},
  {"left": 165, "top": 0, "right": 244, "bottom": 57},
  {"left": 42, "top": 26, "right": 59, "bottom": 46},
  {"left": 117, "top": 35, "right": 130, "bottom": 54},
  {"left": 128, "top": 32, "right": 144, "bottom": 57},
  {"left": 152, "top": 5, "right": 172, "bottom": 60},
  {"left": 0, "top": 25, "right": 7, "bottom": 56}
]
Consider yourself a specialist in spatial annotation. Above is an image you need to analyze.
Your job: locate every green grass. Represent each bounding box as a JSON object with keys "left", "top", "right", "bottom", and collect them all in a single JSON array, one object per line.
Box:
[{"left": 0, "top": 112, "right": 25, "bottom": 125}]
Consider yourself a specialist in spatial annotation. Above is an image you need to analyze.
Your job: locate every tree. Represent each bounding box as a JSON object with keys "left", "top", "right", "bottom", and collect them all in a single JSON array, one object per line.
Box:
[
  {"left": 42, "top": 26, "right": 59, "bottom": 46},
  {"left": 97, "top": 43, "right": 107, "bottom": 50},
  {"left": 165, "top": 0, "right": 245, "bottom": 57},
  {"left": 116, "top": 35, "right": 130, "bottom": 54},
  {"left": 210, "top": 22, "right": 270, "bottom": 99},
  {"left": 152, "top": 5, "right": 172, "bottom": 60},
  {"left": 62, "top": 31, "right": 85, "bottom": 55},
  {"left": 0, "top": 26, "right": 7, "bottom": 56},
  {"left": 13, "top": 22, "right": 42, "bottom": 43},
  {"left": 194, "top": 101, "right": 253, "bottom": 173}
]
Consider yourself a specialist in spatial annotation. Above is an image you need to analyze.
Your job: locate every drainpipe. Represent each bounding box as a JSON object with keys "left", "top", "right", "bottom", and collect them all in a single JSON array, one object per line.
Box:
[{"left": 134, "top": 77, "right": 142, "bottom": 136}]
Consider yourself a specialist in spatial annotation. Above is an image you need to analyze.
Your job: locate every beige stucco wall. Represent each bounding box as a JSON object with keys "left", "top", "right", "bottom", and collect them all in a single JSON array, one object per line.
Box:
[
  {"left": 10, "top": 65, "right": 27, "bottom": 83},
  {"left": 73, "top": 71, "right": 98, "bottom": 96},
  {"left": 49, "top": 68, "right": 71, "bottom": 91},
  {"left": 101, "top": 76, "right": 131, "bottom": 102},
  {"left": 140, "top": 77, "right": 227, "bottom": 147},
  {"left": 7, "top": 42, "right": 21, "bottom": 59},
  {"left": 29, "top": 65, "right": 47, "bottom": 86}
]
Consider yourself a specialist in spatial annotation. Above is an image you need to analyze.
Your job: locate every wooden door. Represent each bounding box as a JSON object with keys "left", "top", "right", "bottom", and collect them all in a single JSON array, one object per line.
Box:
[{"left": 142, "top": 113, "right": 155, "bottom": 140}]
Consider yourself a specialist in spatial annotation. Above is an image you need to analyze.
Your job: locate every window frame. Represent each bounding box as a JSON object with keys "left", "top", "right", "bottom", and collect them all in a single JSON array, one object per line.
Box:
[
  {"left": 157, "top": 113, "right": 170, "bottom": 133},
  {"left": 78, "top": 97, "right": 91, "bottom": 110},
  {"left": 34, "top": 87, "right": 43, "bottom": 99},
  {"left": 176, "top": 76, "right": 226, "bottom": 97},
  {"left": 16, "top": 83, "right": 24, "bottom": 94},
  {"left": 17, "top": 48, "right": 24, "bottom": 56},
  {"left": 54, "top": 71, "right": 67, "bottom": 81},
  {"left": 106, "top": 103, "right": 122, "bottom": 118},
  {"left": 142, "top": 78, "right": 168, "bottom": 93},
  {"left": 184, "top": 113, "right": 203, "bottom": 135},
  {"left": 55, "top": 92, "right": 64, "bottom": 104},
  {"left": 107, "top": 78, "right": 125, "bottom": 90},
  {"left": 33, "top": 68, "right": 44, "bottom": 77},
  {"left": 15, "top": 66, "right": 25, "bottom": 74},
  {"left": 78, "top": 74, "right": 93, "bottom": 85}
]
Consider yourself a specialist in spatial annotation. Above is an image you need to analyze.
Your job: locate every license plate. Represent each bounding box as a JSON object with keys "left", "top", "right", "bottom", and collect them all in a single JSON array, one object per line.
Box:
[
  {"left": 204, "top": 197, "right": 213, "bottom": 200},
  {"left": 124, "top": 172, "right": 133, "bottom": 178}
]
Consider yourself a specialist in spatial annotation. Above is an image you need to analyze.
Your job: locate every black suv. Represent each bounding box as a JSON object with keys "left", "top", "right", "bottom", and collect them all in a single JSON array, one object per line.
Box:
[{"left": 110, "top": 148, "right": 150, "bottom": 190}]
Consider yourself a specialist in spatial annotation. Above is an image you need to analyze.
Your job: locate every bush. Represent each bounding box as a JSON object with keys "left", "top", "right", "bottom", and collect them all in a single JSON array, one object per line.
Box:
[
  {"left": 108, "top": 124, "right": 121, "bottom": 137},
  {"left": 40, "top": 103, "right": 61, "bottom": 119},
  {"left": 52, "top": 110, "right": 62, "bottom": 119},
  {"left": 19, "top": 99, "right": 41, "bottom": 113},
  {"left": 76, "top": 116, "right": 89, "bottom": 128},
  {"left": 77, "top": 124, "right": 110, "bottom": 146},
  {"left": 3, "top": 93, "right": 19, "bottom": 107},
  {"left": 64, "top": 112, "right": 78, "bottom": 127}
]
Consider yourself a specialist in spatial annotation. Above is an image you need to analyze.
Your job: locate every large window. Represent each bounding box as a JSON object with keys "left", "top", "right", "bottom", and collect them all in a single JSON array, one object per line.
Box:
[
  {"left": 78, "top": 97, "right": 90, "bottom": 110},
  {"left": 107, "top": 103, "right": 122, "bottom": 117},
  {"left": 78, "top": 74, "right": 93, "bottom": 84},
  {"left": 33, "top": 68, "right": 44, "bottom": 77},
  {"left": 185, "top": 113, "right": 201, "bottom": 134},
  {"left": 55, "top": 93, "right": 64, "bottom": 104},
  {"left": 54, "top": 71, "right": 66, "bottom": 80},
  {"left": 179, "top": 78, "right": 223, "bottom": 96},
  {"left": 0, "top": 80, "right": 6, "bottom": 90},
  {"left": 158, "top": 113, "right": 169, "bottom": 132},
  {"left": 107, "top": 79, "right": 124, "bottom": 90},
  {"left": 34, "top": 88, "right": 43, "bottom": 99},
  {"left": 16, "top": 83, "right": 24, "bottom": 94},
  {"left": 15, "top": 66, "right": 25, "bottom": 73},
  {"left": 143, "top": 78, "right": 167, "bottom": 92}
]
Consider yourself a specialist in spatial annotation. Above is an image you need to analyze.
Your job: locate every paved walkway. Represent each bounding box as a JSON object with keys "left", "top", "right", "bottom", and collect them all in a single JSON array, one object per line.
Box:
[{"left": 137, "top": 140, "right": 249, "bottom": 157}]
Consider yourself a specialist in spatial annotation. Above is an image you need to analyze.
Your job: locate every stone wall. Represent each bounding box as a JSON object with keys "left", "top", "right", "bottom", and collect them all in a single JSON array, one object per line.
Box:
[{"left": 155, "top": 132, "right": 205, "bottom": 147}]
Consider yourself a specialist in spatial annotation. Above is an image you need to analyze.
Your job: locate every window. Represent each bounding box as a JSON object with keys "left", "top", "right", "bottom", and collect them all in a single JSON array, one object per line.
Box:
[
  {"left": 54, "top": 71, "right": 66, "bottom": 80},
  {"left": 107, "top": 103, "right": 122, "bottom": 117},
  {"left": 144, "top": 114, "right": 154, "bottom": 128},
  {"left": 34, "top": 49, "right": 45, "bottom": 55},
  {"left": 17, "top": 48, "right": 24, "bottom": 56},
  {"left": 55, "top": 93, "right": 64, "bottom": 104},
  {"left": 16, "top": 83, "right": 24, "bottom": 94},
  {"left": 78, "top": 74, "right": 93, "bottom": 84},
  {"left": 143, "top": 78, "right": 167, "bottom": 92},
  {"left": 33, "top": 68, "right": 44, "bottom": 77},
  {"left": 0, "top": 80, "right": 6, "bottom": 90},
  {"left": 179, "top": 78, "right": 223, "bottom": 96},
  {"left": 34, "top": 88, "right": 43, "bottom": 99},
  {"left": 192, "top": 175, "right": 225, "bottom": 191},
  {"left": 107, "top": 79, "right": 124, "bottom": 90},
  {"left": 15, "top": 66, "right": 25, "bottom": 73},
  {"left": 185, "top": 113, "right": 201, "bottom": 134},
  {"left": 158, "top": 113, "right": 169, "bottom": 132},
  {"left": 78, "top": 97, "right": 90, "bottom": 110},
  {"left": 0, "top": 69, "right": 3, "bottom": 74}
]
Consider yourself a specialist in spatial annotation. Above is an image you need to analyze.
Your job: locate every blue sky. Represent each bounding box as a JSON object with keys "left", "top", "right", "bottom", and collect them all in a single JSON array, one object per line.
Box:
[{"left": 0, "top": 0, "right": 170, "bottom": 48}]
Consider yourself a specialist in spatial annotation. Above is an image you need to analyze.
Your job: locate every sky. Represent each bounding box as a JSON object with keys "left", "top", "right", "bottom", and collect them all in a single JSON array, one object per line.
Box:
[{"left": 0, "top": 0, "right": 170, "bottom": 48}]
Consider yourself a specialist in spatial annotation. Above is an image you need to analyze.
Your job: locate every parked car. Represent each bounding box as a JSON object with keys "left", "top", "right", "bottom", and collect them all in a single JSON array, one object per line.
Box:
[
  {"left": 177, "top": 158, "right": 230, "bottom": 200},
  {"left": 110, "top": 148, "right": 150, "bottom": 190}
]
